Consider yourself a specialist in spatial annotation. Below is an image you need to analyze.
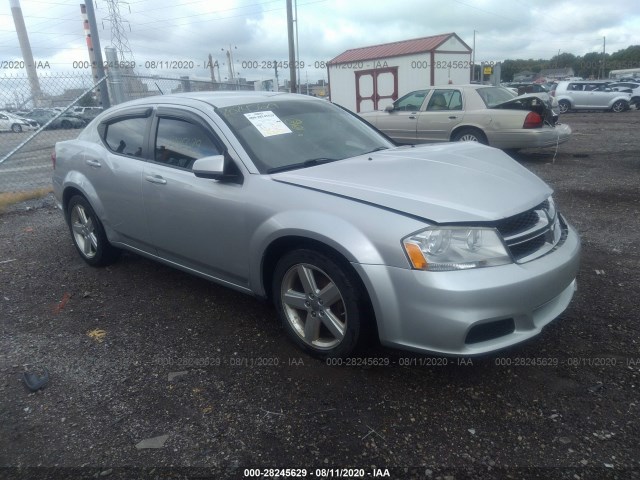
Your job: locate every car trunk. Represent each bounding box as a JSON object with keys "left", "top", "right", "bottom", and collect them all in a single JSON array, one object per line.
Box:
[{"left": 491, "top": 94, "right": 558, "bottom": 126}]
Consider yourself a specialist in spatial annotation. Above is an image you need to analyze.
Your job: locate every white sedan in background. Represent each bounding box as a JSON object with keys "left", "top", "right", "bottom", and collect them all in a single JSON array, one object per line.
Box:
[
  {"left": 0, "top": 111, "right": 38, "bottom": 133},
  {"left": 359, "top": 85, "right": 571, "bottom": 150}
]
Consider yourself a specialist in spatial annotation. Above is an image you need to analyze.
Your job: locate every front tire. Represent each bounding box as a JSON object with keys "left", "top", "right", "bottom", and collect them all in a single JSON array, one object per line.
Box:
[
  {"left": 11, "top": 123, "right": 22, "bottom": 133},
  {"left": 66, "top": 195, "right": 120, "bottom": 266},
  {"left": 273, "top": 249, "right": 370, "bottom": 359}
]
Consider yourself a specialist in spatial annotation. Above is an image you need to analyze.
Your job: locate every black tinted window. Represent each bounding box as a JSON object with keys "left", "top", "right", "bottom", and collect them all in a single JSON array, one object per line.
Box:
[
  {"left": 104, "top": 117, "right": 147, "bottom": 157},
  {"left": 154, "top": 117, "right": 221, "bottom": 169}
]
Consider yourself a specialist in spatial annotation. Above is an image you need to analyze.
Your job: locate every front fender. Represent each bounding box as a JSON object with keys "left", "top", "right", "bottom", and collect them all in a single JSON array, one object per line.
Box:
[{"left": 248, "top": 210, "right": 386, "bottom": 296}]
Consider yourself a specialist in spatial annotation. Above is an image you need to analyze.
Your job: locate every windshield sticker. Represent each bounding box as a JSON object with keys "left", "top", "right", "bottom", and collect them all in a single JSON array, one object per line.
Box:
[{"left": 244, "top": 111, "right": 292, "bottom": 137}]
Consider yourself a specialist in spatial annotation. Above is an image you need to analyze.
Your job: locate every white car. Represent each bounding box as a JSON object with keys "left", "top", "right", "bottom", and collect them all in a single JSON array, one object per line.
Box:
[
  {"left": 0, "top": 111, "right": 38, "bottom": 133},
  {"left": 607, "top": 82, "right": 640, "bottom": 107},
  {"left": 551, "top": 81, "right": 631, "bottom": 113}
]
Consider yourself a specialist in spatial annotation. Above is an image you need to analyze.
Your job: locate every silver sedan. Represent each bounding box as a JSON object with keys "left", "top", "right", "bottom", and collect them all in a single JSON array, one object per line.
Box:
[
  {"left": 53, "top": 91, "right": 580, "bottom": 358},
  {"left": 359, "top": 85, "right": 572, "bottom": 150}
]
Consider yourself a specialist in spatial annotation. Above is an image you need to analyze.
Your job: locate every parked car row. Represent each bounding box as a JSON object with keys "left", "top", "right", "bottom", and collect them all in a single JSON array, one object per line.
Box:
[
  {"left": 4, "top": 107, "right": 104, "bottom": 132},
  {"left": 18, "top": 109, "right": 87, "bottom": 130}
]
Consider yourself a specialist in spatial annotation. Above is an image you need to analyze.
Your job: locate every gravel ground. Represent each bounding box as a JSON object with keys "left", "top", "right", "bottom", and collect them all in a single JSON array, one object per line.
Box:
[{"left": 1, "top": 111, "right": 639, "bottom": 480}]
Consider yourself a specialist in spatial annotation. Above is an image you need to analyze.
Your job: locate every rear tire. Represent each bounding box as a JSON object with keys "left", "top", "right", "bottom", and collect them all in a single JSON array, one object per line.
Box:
[
  {"left": 452, "top": 128, "right": 487, "bottom": 144},
  {"left": 611, "top": 100, "right": 628, "bottom": 113},
  {"left": 558, "top": 100, "right": 571, "bottom": 113},
  {"left": 66, "top": 195, "right": 120, "bottom": 266},
  {"left": 11, "top": 123, "right": 22, "bottom": 133},
  {"left": 272, "top": 249, "right": 372, "bottom": 359}
]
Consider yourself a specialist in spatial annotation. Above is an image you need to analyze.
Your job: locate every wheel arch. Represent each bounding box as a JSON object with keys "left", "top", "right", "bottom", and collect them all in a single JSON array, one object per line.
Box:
[
  {"left": 261, "top": 235, "right": 380, "bottom": 344},
  {"left": 61, "top": 176, "right": 106, "bottom": 226},
  {"left": 261, "top": 236, "right": 361, "bottom": 301},
  {"left": 450, "top": 125, "right": 488, "bottom": 144}
]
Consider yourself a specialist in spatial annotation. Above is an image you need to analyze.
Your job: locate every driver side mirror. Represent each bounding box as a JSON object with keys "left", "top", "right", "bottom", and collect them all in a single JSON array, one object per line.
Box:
[
  {"left": 384, "top": 104, "right": 395, "bottom": 112},
  {"left": 193, "top": 153, "right": 243, "bottom": 183}
]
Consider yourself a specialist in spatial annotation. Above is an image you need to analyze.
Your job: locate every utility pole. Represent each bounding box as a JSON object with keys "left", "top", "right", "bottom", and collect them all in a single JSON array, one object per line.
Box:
[
  {"left": 601, "top": 36, "right": 606, "bottom": 79},
  {"left": 286, "top": 0, "right": 297, "bottom": 93},
  {"left": 81, "top": 3, "right": 110, "bottom": 108},
  {"left": 208, "top": 53, "right": 216, "bottom": 83},
  {"left": 10, "top": 0, "right": 42, "bottom": 106},
  {"left": 471, "top": 30, "right": 476, "bottom": 82},
  {"left": 294, "top": 0, "right": 301, "bottom": 93}
]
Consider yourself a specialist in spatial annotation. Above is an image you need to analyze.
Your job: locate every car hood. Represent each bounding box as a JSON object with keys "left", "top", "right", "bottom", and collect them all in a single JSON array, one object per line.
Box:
[{"left": 271, "top": 142, "right": 552, "bottom": 223}]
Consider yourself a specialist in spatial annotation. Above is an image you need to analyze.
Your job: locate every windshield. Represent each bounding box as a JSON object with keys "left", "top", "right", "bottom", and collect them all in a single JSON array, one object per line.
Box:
[
  {"left": 476, "top": 87, "right": 517, "bottom": 107},
  {"left": 217, "top": 99, "right": 393, "bottom": 173}
]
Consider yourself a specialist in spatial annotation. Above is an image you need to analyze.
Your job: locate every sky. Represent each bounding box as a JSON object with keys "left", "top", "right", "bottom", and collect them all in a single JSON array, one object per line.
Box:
[{"left": 0, "top": 0, "right": 639, "bottom": 84}]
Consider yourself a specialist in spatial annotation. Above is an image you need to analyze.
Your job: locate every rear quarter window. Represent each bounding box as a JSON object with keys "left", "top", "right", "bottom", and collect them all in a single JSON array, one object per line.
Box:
[{"left": 103, "top": 117, "right": 147, "bottom": 157}]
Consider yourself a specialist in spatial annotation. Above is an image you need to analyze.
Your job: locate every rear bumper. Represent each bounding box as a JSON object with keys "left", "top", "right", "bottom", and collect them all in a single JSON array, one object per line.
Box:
[
  {"left": 353, "top": 222, "right": 580, "bottom": 356},
  {"left": 488, "top": 123, "right": 572, "bottom": 149}
]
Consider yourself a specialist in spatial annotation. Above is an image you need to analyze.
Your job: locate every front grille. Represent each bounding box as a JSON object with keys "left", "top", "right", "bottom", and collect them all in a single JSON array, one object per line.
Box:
[{"left": 493, "top": 199, "right": 565, "bottom": 263}]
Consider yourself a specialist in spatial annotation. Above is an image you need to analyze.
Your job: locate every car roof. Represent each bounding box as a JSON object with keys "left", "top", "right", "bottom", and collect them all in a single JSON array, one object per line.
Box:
[{"left": 108, "top": 91, "right": 321, "bottom": 110}]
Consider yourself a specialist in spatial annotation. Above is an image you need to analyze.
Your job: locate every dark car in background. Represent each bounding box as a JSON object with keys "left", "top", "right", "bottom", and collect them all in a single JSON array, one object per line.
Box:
[{"left": 23, "top": 109, "right": 85, "bottom": 129}]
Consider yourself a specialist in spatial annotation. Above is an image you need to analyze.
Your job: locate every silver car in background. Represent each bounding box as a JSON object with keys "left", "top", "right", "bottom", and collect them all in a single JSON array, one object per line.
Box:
[
  {"left": 551, "top": 80, "right": 632, "bottom": 113},
  {"left": 53, "top": 92, "right": 580, "bottom": 358}
]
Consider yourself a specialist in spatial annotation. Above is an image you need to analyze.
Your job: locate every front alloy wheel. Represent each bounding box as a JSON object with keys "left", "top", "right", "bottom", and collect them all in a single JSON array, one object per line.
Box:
[
  {"left": 67, "top": 195, "right": 119, "bottom": 266},
  {"left": 11, "top": 123, "right": 22, "bottom": 133},
  {"left": 273, "top": 249, "right": 368, "bottom": 358}
]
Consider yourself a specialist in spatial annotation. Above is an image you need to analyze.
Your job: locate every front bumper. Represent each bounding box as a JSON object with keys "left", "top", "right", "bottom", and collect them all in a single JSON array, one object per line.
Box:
[
  {"left": 353, "top": 223, "right": 580, "bottom": 355},
  {"left": 489, "top": 123, "right": 572, "bottom": 149}
]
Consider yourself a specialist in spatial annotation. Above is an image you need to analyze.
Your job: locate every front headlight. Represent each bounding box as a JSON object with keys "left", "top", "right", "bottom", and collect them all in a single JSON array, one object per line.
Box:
[{"left": 402, "top": 227, "right": 512, "bottom": 271}]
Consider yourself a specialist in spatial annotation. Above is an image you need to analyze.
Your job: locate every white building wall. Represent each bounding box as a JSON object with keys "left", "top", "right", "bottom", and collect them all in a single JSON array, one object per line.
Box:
[
  {"left": 432, "top": 52, "right": 472, "bottom": 86},
  {"left": 329, "top": 39, "right": 471, "bottom": 112},
  {"left": 328, "top": 66, "right": 357, "bottom": 110}
]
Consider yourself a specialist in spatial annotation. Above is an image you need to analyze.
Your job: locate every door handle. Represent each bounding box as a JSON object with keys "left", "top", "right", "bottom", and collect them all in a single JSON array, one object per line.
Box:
[
  {"left": 409, "top": 115, "right": 416, "bottom": 119},
  {"left": 448, "top": 116, "right": 457, "bottom": 119},
  {"left": 145, "top": 174, "right": 167, "bottom": 185},
  {"left": 85, "top": 159, "right": 101, "bottom": 168}
]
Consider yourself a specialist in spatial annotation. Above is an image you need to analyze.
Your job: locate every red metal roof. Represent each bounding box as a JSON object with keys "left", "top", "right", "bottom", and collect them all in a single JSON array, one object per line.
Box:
[{"left": 328, "top": 33, "right": 469, "bottom": 65}]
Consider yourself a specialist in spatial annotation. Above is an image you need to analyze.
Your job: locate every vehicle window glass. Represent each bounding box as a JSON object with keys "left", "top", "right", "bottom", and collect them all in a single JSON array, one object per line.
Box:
[
  {"left": 217, "top": 99, "right": 393, "bottom": 173},
  {"left": 426, "top": 89, "right": 463, "bottom": 111},
  {"left": 475, "top": 87, "right": 516, "bottom": 107},
  {"left": 104, "top": 117, "right": 147, "bottom": 157},
  {"left": 154, "top": 117, "right": 221, "bottom": 169},
  {"left": 394, "top": 90, "right": 429, "bottom": 111}
]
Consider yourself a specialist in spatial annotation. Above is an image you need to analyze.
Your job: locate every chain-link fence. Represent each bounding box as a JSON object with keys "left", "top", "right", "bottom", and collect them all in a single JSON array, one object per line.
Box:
[{"left": 0, "top": 72, "right": 254, "bottom": 195}]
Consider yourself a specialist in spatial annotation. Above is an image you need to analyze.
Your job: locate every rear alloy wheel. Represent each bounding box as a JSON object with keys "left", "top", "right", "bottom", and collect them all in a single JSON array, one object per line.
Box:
[
  {"left": 11, "top": 123, "right": 22, "bottom": 133},
  {"left": 611, "top": 100, "right": 628, "bottom": 113},
  {"left": 558, "top": 100, "right": 571, "bottom": 113},
  {"left": 452, "top": 128, "right": 487, "bottom": 144},
  {"left": 273, "top": 249, "right": 369, "bottom": 359},
  {"left": 67, "top": 195, "right": 120, "bottom": 266}
]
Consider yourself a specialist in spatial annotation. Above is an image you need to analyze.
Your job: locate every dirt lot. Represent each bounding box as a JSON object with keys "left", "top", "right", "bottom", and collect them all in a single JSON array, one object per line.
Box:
[{"left": 1, "top": 111, "right": 639, "bottom": 480}]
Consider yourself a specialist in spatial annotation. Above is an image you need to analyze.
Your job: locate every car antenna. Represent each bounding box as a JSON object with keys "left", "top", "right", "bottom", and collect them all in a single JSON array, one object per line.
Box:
[{"left": 155, "top": 82, "right": 164, "bottom": 95}]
